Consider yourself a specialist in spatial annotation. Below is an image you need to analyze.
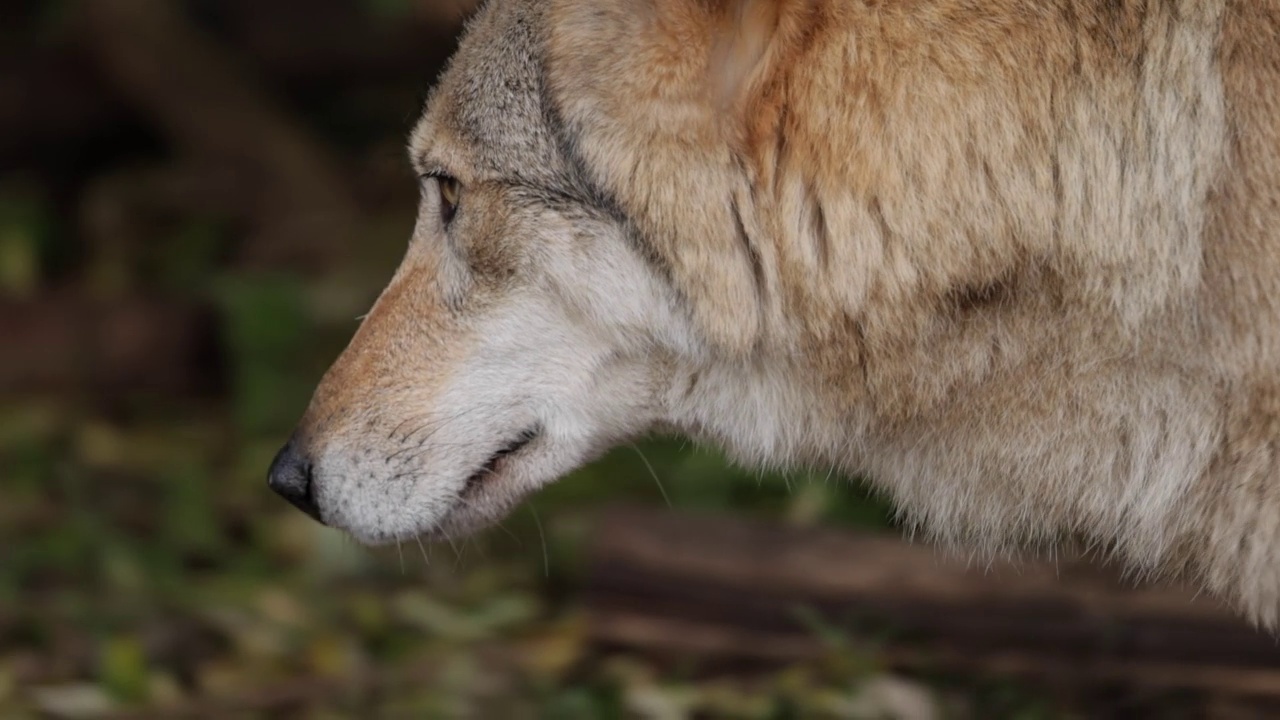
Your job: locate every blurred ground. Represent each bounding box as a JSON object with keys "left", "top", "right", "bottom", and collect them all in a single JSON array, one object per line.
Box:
[{"left": 0, "top": 2, "right": 1182, "bottom": 718}]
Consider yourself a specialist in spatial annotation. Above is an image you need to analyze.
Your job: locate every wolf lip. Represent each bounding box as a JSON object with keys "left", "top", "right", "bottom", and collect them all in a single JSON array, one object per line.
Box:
[{"left": 463, "top": 428, "right": 539, "bottom": 491}]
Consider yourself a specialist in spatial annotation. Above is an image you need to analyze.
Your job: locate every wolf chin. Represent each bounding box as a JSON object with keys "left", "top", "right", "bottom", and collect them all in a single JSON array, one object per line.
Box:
[{"left": 265, "top": 0, "right": 1280, "bottom": 625}]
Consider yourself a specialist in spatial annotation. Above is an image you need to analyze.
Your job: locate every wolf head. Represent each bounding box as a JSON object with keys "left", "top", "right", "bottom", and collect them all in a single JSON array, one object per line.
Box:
[{"left": 267, "top": 0, "right": 802, "bottom": 544}]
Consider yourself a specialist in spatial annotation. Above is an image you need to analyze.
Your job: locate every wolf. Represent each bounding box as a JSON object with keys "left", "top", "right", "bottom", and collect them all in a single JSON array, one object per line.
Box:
[{"left": 267, "top": 0, "right": 1280, "bottom": 623}]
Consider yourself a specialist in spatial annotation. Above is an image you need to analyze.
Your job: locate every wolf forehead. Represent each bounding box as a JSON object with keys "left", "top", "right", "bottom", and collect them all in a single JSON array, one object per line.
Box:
[{"left": 410, "top": 0, "right": 583, "bottom": 191}]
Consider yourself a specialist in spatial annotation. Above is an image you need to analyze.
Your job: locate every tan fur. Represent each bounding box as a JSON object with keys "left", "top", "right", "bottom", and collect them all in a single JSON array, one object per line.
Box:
[{"left": 288, "top": 0, "right": 1280, "bottom": 624}]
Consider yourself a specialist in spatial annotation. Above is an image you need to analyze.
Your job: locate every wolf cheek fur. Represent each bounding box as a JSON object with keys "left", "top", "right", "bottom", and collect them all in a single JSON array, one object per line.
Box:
[{"left": 270, "top": 0, "right": 1280, "bottom": 625}]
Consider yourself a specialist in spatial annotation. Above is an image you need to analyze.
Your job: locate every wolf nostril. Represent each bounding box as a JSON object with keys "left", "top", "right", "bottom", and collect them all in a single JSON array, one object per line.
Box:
[{"left": 267, "top": 436, "right": 325, "bottom": 525}]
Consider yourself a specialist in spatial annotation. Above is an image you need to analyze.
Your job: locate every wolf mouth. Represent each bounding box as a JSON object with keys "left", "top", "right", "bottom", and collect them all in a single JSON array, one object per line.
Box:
[{"left": 462, "top": 428, "right": 540, "bottom": 493}]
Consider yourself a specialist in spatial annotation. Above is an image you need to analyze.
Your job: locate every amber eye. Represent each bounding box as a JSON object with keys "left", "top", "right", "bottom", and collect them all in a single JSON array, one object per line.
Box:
[{"left": 436, "top": 175, "right": 461, "bottom": 225}]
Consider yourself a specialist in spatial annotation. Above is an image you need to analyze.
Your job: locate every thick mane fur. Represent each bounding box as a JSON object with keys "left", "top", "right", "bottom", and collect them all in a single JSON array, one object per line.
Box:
[{"left": 548, "top": 0, "right": 1280, "bottom": 623}]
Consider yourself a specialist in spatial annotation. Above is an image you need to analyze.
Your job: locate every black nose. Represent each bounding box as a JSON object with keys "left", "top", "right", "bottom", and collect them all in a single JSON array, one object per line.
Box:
[{"left": 267, "top": 437, "right": 325, "bottom": 524}]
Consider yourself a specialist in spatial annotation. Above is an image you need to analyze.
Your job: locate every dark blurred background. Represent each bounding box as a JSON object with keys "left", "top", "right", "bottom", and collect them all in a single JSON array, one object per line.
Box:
[{"left": 3, "top": 2, "right": 1277, "bottom": 718}]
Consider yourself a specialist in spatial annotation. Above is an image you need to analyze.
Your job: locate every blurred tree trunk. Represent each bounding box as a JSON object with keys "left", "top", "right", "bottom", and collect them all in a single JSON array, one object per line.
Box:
[
  {"left": 80, "top": 0, "right": 360, "bottom": 273},
  {"left": 587, "top": 507, "right": 1280, "bottom": 708},
  {"left": 0, "top": 293, "right": 220, "bottom": 396}
]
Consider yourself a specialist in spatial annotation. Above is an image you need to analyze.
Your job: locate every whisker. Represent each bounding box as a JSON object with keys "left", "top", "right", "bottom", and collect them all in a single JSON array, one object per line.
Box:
[
  {"left": 496, "top": 520, "right": 523, "bottom": 547},
  {"left": 388, "top": 415, "right": 419, "bottom": 443},
  {"left": 530, "top": 504, "right": 550, "bottom": 579},
  {"left": 387, "top": 407, "right": 485, "bottom": 456},
  {"left": 398, "top": 400, "right": 523, "bottom": 447},
  {"left": 415, "top": 535, "right": 431, "bottom": 568},
  {"left": 445, "top": 534, "right": 466, "bottom": 570},
  {"left": 628, "top": 443, "right": 672, "bottom": 509},
  {"left": 383, "top": 399, "right": 534, "bottom": 473}
]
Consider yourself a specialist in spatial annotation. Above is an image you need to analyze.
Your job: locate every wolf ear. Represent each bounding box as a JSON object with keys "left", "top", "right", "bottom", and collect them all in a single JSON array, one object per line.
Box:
[
  {"left": 549, "top": 0, "right": 813, "bottom": 353},
  {"left": 707, "top": 0, "right": 792, "bottom": 112},
  {"left": 588, "top": 0, "right": 808, "bottom": 124}
]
